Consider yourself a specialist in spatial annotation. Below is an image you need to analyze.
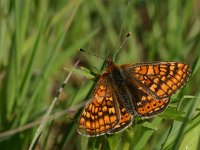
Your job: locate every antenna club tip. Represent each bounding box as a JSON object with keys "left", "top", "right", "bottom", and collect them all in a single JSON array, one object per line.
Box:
[
  {"left": 127, "top": 32, "right": 131, "bottom": 37},
  {"left": 79, "top": 48, "right": 84, "bottom": 52}
]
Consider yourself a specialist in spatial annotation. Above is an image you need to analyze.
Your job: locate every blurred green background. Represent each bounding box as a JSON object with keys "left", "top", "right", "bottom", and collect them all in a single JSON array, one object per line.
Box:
[{"left": 0, "top": 0, "right": 200, "bottom": 149}]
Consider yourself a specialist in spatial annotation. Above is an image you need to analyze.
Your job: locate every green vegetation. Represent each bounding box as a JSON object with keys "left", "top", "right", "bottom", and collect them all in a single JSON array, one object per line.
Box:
[{"left": 0, "top": 0, "right": 200, "bottom": 149}]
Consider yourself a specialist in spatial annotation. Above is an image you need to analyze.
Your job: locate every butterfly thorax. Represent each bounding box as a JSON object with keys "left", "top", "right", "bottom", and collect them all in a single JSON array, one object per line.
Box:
[
  {"left": 104, "top": 57, "right": 114, "bottom": 68},
  {"left": 103, "top": 60, "right": 137, "bottom": 115}
]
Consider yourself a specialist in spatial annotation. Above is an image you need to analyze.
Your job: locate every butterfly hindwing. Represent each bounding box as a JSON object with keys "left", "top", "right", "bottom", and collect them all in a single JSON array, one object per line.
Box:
[
  {"left": 108, "top": 101, "right": 133, "bottom": 134},
  {"left": 134, "top": 89, "right": 170, "bottom": 117}
]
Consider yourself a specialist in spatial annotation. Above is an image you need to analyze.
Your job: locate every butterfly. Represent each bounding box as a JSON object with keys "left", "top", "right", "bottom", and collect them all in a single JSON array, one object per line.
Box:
[{"left": 77, "top": 57, "right": 191, "bottom": 137}]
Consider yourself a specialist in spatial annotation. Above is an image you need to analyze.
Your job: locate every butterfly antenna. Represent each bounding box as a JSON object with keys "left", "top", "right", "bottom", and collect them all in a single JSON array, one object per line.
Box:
[
  {"left": 113, "top": 32, "right": 131, "bottom": 62},
  {"left": 113, "top": 1, "right": 130, "bottom": 62},
  {"left": 79, "top": 49, "right": 105, "bottom": 61}
]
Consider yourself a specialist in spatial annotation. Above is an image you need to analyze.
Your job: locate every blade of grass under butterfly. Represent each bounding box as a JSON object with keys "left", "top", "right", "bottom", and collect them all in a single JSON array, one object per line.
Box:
[{"left": 64, "top": 67, "right": 95, "bottom": 79}]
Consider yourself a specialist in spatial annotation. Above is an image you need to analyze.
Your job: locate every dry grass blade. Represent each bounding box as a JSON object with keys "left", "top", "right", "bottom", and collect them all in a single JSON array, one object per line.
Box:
[
  {"left": 0, "top": 98, "right": 91, "bottom": 139},
  {"left": 28, "top": 60, "right": 80, "bottom": 150}
]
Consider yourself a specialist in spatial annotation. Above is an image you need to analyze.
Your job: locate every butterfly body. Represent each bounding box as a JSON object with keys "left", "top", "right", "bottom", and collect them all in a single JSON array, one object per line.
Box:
[
  {"left": 77, "top": 59, "right": 191, "bottom": 137},
  {"left": 104, "top": 61, "right": 136, "bottom": 115}
]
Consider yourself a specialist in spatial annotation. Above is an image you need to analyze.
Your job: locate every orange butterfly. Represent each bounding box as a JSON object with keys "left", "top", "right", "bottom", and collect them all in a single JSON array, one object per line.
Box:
[{"left": 77, "top": 56, "right": 191, "bottom": 137}]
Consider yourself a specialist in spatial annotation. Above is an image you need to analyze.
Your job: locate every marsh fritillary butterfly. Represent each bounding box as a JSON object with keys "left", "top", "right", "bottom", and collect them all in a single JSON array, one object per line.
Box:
[{"left": 77, "top": 55, "right": 191, "bottom": 137}]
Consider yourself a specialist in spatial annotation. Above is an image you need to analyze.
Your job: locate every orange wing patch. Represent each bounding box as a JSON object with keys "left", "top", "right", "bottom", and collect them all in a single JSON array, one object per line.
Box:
[
  {"left": 108, "top": 105, "right": 133, "bottom": 134},
  {"left": 131, "top": 62, "right": 191, "bottom": 100},
  {"left": 136, "top": 93, "right": 170, "bottom": 117},
  {"left": 77, "top": 79, "right": 120, "bottom": 137}
]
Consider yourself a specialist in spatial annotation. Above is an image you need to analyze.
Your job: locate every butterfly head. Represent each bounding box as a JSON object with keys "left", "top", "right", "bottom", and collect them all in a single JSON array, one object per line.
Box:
[{"left": 105, "top": 57, "right": 115, "bottom": 68}]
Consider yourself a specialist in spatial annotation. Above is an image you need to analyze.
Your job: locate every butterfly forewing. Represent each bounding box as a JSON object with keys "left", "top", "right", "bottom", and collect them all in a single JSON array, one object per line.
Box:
[
  {"left": 122, "top": 62, "right": 191, "bottom": 100},
  {"left": 77, "top": 76, "right": 120, "bottom": 137}
]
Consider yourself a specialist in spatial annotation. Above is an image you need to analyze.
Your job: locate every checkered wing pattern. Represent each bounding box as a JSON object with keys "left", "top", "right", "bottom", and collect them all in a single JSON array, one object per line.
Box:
[
  {"left": 77, "top": 76, "right": 120, "bottom": 137},
  {"left": 123, "top": 62, "right": 191, "bottom": 100},
  {"left": 134, "top": 89, "right": 170, "bottom": 117},
  {"left": 108, "top": 103, "right": 133, "bottom": 134}
]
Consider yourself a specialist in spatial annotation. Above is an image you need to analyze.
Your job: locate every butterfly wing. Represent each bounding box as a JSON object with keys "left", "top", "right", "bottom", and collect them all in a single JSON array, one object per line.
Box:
[
  {"left": 108, "top": 100, "right": 133, "bottom": 134},
  {"left": 122, "top": 62, "right": 191, "bottom": 100},
  {"left": 77, "top": 75, "right": 121, "bottom": 137},
  {"left": 133, "top": 88, "right": 170, "bottom": 117}
]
